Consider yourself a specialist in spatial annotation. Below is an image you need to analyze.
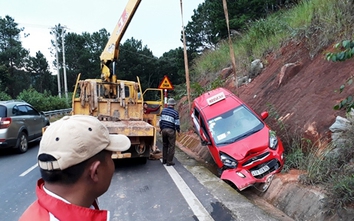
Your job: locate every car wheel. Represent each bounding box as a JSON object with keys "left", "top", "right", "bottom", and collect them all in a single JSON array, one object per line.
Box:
[{"left": 16, "top": 132, "right": 28, "bottom": 154}]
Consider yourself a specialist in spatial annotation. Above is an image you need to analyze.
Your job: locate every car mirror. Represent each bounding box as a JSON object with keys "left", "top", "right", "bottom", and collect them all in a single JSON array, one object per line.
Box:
[
  {"left": 200, "top": 130, "right": 211, "bottom": 146},
  {"left": 260, "top": 111, "right": 269, "bottom": 120},
  {"left": 201, "top": 140, "right": 211, "bottom": 146}
]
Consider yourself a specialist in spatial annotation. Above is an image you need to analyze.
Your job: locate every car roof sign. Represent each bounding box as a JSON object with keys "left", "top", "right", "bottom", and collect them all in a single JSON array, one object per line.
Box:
[{"left": 207, "top": 92, "right": 226, "bottom": 106}]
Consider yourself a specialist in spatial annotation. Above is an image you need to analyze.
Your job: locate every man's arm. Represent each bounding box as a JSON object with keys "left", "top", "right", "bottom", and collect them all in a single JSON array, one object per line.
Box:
[
  {"left": 174, "top": 111, "right": 181, "bottom": 133},
  {"left": 146, "top": 105, "right": 161, "bottom": 114}
]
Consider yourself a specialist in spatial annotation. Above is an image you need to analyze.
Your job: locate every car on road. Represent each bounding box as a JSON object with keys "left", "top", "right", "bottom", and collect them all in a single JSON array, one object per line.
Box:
[
  {"left": 0, "top": 100, "right": 50, "bottom": 153},
  {"left": 191, "top": 87, "right": 284, "bottom": 191}
]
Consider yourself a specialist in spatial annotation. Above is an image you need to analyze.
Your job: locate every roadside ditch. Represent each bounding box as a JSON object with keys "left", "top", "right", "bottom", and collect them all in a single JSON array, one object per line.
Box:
[{"left": 174, "top": 132, "right": 354, "bottom": 221}]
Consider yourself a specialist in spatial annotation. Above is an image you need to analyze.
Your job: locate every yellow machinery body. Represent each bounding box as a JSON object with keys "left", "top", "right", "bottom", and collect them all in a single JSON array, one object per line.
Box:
[
  {"left": 70, "top": 0, "right": 164, "bottom": 162},
  {"left": 72, "top": 76, "right": 157, "bottom": 161}
]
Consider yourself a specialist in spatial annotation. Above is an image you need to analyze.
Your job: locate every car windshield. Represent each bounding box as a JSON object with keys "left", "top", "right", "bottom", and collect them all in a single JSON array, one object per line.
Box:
[{"left": 207, "top": 105, "right": 264, "bottom": 147}]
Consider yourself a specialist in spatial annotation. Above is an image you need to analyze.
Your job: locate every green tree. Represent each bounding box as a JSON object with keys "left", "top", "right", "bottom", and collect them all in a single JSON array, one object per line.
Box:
[
  {"left": 117, "top": 37, "right": 158, "bottom": 90},
  {"left": 184, "top": 0, "right": 299, "bottom": 54},
  {"left": 0, "top": 15, "right": 30, "bottom": 97},
  {"left": 51, "top": 25, "right": 109, "bottom": 94},
  {"left": 25, "top": 51, "right": 55, "bottom": 94},
  {"left": 158, "top": 48, "right": 186, "bottom": 86}
]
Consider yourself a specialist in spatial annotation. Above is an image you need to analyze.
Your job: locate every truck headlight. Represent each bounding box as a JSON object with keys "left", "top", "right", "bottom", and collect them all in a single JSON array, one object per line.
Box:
[
  {"left": 220, "top": 152, "right": 238, "bottom": 169},
  {"left": 269, "top": 131, "right": 278, "bottom": 150}
]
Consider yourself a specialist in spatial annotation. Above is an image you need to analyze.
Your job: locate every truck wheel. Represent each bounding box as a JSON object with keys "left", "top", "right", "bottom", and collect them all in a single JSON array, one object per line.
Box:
[{"left": 16, "top": 132, "right": 28, "bottom": 154}]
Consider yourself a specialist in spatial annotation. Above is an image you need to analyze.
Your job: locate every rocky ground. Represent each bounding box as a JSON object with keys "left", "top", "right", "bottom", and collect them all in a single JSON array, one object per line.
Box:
[{"left": 173, "top": 40, "right": 354, "bottom": 221}]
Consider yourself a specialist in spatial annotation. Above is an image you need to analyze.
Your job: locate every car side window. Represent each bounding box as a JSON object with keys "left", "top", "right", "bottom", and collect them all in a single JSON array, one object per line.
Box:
[
  {"left": 198, "top": 114, "right": 211, "bottom": 141},
  {"left": 192, "top": 108, "right": 201, "bottom": 132},
  {"left": 17, "top": 105, "right": 29, "bottom": 116},
  {"left": 12, "top": 106, "right": 20, "bottom": 116},
  {"left": 25, "top": 105, "right": 39, "bottom": 116}
]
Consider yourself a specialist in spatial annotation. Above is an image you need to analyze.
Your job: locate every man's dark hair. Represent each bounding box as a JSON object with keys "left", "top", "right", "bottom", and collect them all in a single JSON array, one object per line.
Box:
[{"left": 38, "top": 150, "right": 107, "bottom": 185}]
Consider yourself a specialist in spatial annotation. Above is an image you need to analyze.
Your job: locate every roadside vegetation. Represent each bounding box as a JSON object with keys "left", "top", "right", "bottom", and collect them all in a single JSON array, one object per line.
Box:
[
  {"left": 186, "top": 0, "right": 354, "bottom": 215},
  {"left": 267, "top": 104, "right": 354, "bottom": 215},
  {"left": 0, "top": 88, "right": 69, "bottom": 111},
  {"left": 191, "top": 0, "right": 354, "bottom": 95}
]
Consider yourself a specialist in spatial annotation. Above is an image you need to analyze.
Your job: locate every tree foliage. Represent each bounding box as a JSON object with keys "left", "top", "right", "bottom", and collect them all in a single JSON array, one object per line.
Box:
[
  {"left": 0, "top": 15, "right": 29, "bottom": 97},
  {"left": 51, "top": 26, "right": 184, "bottom": 95},
  {"left": 50, "top": 26, "right": 110, "bottom": 95},
  {"left": 1, "top": 0, "right": 301, "bottom": 107},
  {"left": 16, "top": 88, "right": 69, "bottom": 111},
  {"left": 0, "top": 15, "right": 56, "bottom": 98},
  {"left": 326, "top": 40, "right": 354, "bottom": 112},
  {"left": 116, "top": 37, "right": 157, "bottom": 90},
  {"left": 25, "top": 51, "right": 54, "bottom": 93},
  {"left": 184, "top": 0, "right": 299, "bottom": 54},
  {"left": 326, "top": 40, "right": 354, "bottom": 62}
]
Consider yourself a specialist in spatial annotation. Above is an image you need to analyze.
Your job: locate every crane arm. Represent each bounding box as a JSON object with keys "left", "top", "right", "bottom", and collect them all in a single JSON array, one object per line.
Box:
[{"left": 100, "top": 0, "right": 142, "bottom": 82}]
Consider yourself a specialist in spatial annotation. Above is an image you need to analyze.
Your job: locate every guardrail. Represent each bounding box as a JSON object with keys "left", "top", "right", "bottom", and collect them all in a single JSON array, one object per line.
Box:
[{"left": 43, "top": 108, "right": 72, "bottom": 118}]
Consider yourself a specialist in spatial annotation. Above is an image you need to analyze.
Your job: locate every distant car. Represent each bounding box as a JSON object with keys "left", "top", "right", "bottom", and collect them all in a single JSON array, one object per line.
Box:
[
  {"left": 191, "top": 88, "right": 284, "bottom": 191},
  {"left": 0, "top": 100, "right": 50, "bottom": 153}
]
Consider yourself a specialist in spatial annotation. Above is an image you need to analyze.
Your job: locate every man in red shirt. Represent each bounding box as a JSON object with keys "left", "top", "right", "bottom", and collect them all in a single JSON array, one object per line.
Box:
[
  {"left": 143, "top": 102, "right": 161, "bottom": 114},
  {"left": 19, "top": 115, "right": 131, "bottom": 221}
]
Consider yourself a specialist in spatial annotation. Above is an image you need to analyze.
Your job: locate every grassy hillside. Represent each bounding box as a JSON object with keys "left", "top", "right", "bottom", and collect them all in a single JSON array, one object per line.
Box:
[
  {"left": 183, "top": 0, "right": 354, "bottom": 215},
  {"left": 191, "top": 0, "right": 353, "bottom": 86}
]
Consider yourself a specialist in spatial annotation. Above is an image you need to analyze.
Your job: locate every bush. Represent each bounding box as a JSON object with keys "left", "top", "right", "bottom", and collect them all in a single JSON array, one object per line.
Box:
[
  {"left": 267, "top": 103, "right": 353, "bottom": 214},
  {"left": 16, "top": 88, "right": 70, "bottom": 111},
  {"left": 0, "top": 91, "right": 12, "bottom": 101}
]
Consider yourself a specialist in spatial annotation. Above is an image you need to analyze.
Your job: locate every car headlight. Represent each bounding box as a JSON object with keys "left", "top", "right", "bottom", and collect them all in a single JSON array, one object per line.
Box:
[
  {"left": 220, "top": 152, "right": 238, "bottom": 169},
  {"left": 269, "top": 130, "right": 278, "bottom": 150}
]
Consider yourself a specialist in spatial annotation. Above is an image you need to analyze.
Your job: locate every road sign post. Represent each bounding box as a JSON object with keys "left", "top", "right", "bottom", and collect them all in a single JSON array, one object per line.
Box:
[{"left": 158, "top": 75, "right": 174, "bottom": 107}]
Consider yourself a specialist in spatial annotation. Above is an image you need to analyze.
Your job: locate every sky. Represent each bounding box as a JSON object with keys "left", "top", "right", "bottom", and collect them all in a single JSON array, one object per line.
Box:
[{"left": 1, "top": 0, "right": 204, "bottom": 71}]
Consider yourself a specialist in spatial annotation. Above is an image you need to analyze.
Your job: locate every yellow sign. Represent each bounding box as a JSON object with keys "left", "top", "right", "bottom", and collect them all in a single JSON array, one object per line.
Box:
[{"left": 158, "top": 75, "right": 174, "bottom": 90}]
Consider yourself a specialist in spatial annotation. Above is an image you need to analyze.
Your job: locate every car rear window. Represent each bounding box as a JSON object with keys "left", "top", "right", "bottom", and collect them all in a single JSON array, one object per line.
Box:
[{"left": 0, "top": 105, "right": 7, "bottom": 117}]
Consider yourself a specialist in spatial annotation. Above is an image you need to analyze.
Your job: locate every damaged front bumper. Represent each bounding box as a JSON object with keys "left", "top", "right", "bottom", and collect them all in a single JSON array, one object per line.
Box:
[{"left": 220, "top": 158, "right": 282, "bottom": 191}]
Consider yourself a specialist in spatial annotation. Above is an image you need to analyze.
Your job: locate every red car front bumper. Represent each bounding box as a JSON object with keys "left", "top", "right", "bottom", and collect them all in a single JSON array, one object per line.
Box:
[{"left": 220, "top": 157, "right": 283, "bottom": 191}]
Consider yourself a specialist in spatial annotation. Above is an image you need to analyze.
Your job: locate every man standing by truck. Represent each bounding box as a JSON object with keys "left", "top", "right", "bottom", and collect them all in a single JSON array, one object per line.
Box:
[{"left": 159, "top": 98, "right": 180, "bottom": 166}]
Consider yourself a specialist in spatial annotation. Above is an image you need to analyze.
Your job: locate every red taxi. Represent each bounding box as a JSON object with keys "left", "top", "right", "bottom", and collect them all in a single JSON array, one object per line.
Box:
[{"left": 191, "top": 87, "right": 284, "bottom": 191}]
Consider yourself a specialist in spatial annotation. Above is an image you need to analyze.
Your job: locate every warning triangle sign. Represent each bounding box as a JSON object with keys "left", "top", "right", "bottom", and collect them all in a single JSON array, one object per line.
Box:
[{"left": 158, "top": 75, "right": 174, "bottom": 90}]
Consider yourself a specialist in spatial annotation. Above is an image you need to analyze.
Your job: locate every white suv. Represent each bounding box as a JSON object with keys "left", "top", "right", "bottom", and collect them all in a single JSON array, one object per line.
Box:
[{"left": 0, "top": 100, "right": 50, "bottom": 153}]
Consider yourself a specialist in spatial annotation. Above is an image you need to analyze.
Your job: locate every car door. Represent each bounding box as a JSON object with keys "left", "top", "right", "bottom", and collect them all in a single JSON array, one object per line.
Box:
[
  {"left": 192, "top": 107, "right": 212, "bottom": 145},
  {"left": 24, "top": 105, "right": 43, "bottom": 139},
  {"left": 11, "top": 105, "right": 32, "bottom": 139}
]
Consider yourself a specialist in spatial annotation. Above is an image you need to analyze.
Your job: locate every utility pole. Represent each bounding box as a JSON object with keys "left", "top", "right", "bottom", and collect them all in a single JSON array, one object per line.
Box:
[
  {"left": 61, "top": 28, "right": 68, "bottom": 101},
  {"left": 180, "top": 0, "right": 191, "bottom": 110},
  {"left": 222, "top": 0, "right": 238, "bottom": 95},
  {"left": 54, "top": 31, "right": 61, "bottom": 98}
]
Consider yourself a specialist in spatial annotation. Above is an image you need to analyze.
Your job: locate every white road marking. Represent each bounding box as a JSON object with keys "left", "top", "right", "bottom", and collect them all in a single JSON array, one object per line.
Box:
[
  {"left": 20, "top": 164, "right": 38, "bottom": 177},
  {"left": 163, "top": 160, "right": 214, "bottom": 221}
]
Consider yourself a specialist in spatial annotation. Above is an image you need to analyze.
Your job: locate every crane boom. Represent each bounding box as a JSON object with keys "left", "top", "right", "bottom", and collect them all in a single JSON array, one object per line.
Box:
[
  {"left": 100, "top": 0, "right": 142, "bottom": 82},
  {"left": 71, "top": 0, "right": 163, "bottom": 164}
]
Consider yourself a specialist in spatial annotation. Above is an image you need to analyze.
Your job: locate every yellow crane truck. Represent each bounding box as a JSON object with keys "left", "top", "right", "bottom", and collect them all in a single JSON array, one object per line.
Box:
[{"left": 71, "top": 0, "right": 162, "bottom": 163}]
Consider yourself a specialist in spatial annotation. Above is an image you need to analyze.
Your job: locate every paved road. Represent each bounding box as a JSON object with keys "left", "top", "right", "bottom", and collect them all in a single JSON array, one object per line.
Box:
[
  {"left": 0, "top": 141, "right": 282, "bottom": 221},
  {"left": 0, "top": 142, "right": 234, "bottom": 221},
  {"left": 0, "top": 143, "right": 39, "bottom": 221}
]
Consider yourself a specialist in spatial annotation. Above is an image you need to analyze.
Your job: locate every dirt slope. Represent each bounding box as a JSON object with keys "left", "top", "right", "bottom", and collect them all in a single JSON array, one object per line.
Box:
[
  {"left": 234, "top": 41, "right": 354, "bottom": 143},
  {"left": 179, "top": 40, "right": 354, "bottom": 144},
  {"left": 174, "top": 40, "right": 354, "bottom": 220}
]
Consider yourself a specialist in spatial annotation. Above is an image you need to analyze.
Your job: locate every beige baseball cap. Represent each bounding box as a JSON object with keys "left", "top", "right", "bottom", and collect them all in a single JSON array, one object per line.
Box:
[{"left": 38, "top": 115, "right": 131, "bottom": 171}]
